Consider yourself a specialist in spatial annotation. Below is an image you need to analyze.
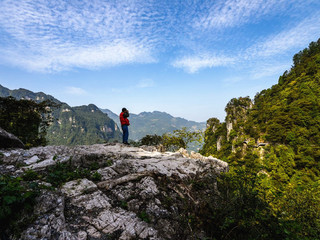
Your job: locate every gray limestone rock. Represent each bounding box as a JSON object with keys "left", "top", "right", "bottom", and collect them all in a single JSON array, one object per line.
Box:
[
  {"left": 0, "top": 127, "right": 25, "bottom": 149},
  {"left": 0, "top": 143, "right": 228, "bottom": 239}
]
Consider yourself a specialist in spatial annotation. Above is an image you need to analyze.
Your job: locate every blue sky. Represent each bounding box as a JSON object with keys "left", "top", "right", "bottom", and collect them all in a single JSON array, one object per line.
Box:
[{"left": 0, "top": 0, "right": 320, "bottom": 122}]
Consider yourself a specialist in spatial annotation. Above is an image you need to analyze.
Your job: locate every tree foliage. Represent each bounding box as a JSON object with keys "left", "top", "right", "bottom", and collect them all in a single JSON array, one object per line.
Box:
[
  {"left": 47, "top": 104, "right": 122, "bottom": 146},
  {"left": 0, "top": 175, "right": 39, "bottom": 237},
  {"left": 139, "top": 134, "right": 163, "bottom": 146},
  {"left": 0, "top": 97, "right": 56, "bottom": 147},
  {"left": 200, "top": 38, "right": 320, "bottom": 239},
  {"left": 139, "top": 127, "right": 203, "bottom": 151}
]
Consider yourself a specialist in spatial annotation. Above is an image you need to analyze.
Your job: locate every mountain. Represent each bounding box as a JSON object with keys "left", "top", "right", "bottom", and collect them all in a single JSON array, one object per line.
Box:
[
  {"left": 201, "top": 38, "right": 320, "bottom": 170},
  {"left": 0, "top": 86, "right": 63, "bottom": 107},
  {"left": 0, "top": 85, "right": 122, "bottom": 145},
  {"left": 200, "top": 39, "right": 320, "bottom": 238},
  {"left": 0, "top": 84, "right": 205, "bottom": 145},
  {"left": 101, "top": 108, "right": 119, "bottom": 125},
  {"left": 101, "top": 109, "right": 206, "bottom": 141}
]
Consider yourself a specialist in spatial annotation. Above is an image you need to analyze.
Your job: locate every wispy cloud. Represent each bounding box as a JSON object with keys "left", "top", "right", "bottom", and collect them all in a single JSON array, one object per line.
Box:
[
  {"left": 0, "top": 41, "right": 155, "bottom": 72},
  {"left": 174, "top": 11, "right": 320, "bottom": 73},
  {"left": 250, "top": 63, "right": 291, "bottom": 80},
  {"left": 223, "top": 77, "right": 244, "bottom": 84},
  {"left": 193, "top": 0, "right": 286, "bottom": 29},
  {"left": 0, "top": 0, "right": 158, "bottom": 72},
  {"left": 172, "top": 54, "right": 235, "bottom": 73},
  {"left": 65, "top": 87, "right": 87, "bottom": 96},
  {"left": 112, "top": 79, "right": 155, "bottom": 93},
  {"left": 0, "top": 0, "right": 319, "bottom": 75},
  {"left": 246, "top": 13, "right": 320, "bottom": 58},
  {"left": 137, "top": 79, "right": 155, "bottom": 88}
]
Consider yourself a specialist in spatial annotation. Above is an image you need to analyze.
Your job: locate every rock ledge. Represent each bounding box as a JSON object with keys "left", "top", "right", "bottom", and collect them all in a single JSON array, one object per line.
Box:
[{"left": 0, "top": 143, "right": 228, "bottom": 240}]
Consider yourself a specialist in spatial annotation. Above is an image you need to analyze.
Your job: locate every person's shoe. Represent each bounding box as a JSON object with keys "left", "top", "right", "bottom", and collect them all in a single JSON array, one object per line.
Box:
[{"left": 124, "top": 142, "right": 130, "bottom": 145}]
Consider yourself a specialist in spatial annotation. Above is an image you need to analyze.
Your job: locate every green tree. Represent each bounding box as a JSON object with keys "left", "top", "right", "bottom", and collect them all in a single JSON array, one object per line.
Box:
[
  {"left": 140, "top": 128, "right": 203, "bottom": 152},
  {"left": 0, "top": 97, "right": 57, "bottom": 147},
  {"left": 140, "top": 134, "right": 163, "bottom": 146},
  {"left": 200, "top": 38, "right": 320, "bottom": 239},
  {"left": 162, "top": 127, "right": 203, "bottom": 151}
]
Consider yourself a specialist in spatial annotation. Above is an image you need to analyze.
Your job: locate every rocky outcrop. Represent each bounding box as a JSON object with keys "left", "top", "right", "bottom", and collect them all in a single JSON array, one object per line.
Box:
[
  {"left": 0, "top": 127, "right": 25, "bottom": 149},
  {"left": 201, "top": 96, "right": 270, "bottom": 159},
  {"left": 0, "top": 143, "right": 228, "bottom": 240}
]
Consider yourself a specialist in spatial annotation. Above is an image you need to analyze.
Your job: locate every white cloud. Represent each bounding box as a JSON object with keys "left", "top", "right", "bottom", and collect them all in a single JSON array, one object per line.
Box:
[
  {"left": 0, "top": 41, "right": 155, "bottom": 72},
  {"left": 111, "top": 79, "right": 155, "bottom": 93},
  {"left": 0, "top": 0, "right": 319, "bottom": 74},
  {"left": 0, "top": 0, "right": 158, "bottom": 72},
  {"left": 246, "top": 14, "right": 320, "bottom": 58},
  {"left": 111, "top": 87, "right": 134, "bottom": 94},
  {"left": 65, "top": 87, "right": 87, "bottom": 96},
  {"left": 223, "top": 77, "right": 244, "bottom": 84},
  {"left": 174, "top": 12, "right": 320, "bottom": 73},
  {"left": 194, "top": 0, "right": 286, "bottom": 29},
  {"left": 172, "top": 55, "right": 235, "bottom": 73},
  {"left": 250, "top": 63, "right": 291, "bottom": 80},
  {"left": 137, "top": 79, "right": 155, "bottom": 88}
]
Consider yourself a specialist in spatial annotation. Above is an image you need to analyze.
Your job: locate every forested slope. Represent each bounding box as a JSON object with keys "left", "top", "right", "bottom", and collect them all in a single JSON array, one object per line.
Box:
[
  {"left": 199, "top": 38, "right": 320, "bottom": 239},
  {"left": 0, "top": 86, "right": 122, "bottom": 145}
]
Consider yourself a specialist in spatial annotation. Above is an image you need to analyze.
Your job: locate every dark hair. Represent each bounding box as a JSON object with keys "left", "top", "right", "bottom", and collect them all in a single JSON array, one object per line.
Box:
[{"left": 122, "top": 108, "right": 127, "bottom": 112}]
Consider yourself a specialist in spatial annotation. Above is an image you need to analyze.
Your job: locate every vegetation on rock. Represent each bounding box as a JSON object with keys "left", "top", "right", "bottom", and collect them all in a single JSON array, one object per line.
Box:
[
  {"left": 0, "top": 96, "right": 56, "bottom": 147},
  {"left": 0, "top": 175, "right": 39, "bottom": 238},
  {"left": 139, "top": 127, "right": 203, "bottom": 151},
  {"left": 1, "top": 37, "right": 319, "bottom": 239},
  {"left": 200, "top": 38, "right": 320, "bottom": 239},
  {"left": 0, "top": 86, "right": 123, "bottom": 146},
  {"left": 47, "top": 104, "right": 122, "bottom": 145}
]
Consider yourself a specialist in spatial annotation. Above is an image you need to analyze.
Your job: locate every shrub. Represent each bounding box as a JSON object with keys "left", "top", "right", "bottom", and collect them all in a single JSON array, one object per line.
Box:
[
  {"left": 140, "top": 134, "right": 163, "bottom": 146},
  {"left": 0, "top": 175, "right": 39, "bottom": 236},
  {"left": 45, "top": 161, "right": 104, "bottom": 187},
  {"left": 0, "top": 96, "right": 58, "bottom": 147}
]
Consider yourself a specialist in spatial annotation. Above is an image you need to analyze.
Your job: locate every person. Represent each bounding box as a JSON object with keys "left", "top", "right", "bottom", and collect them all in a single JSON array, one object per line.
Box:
[{"left": 119, "top": 108, "right": 130, "bottom": 144}]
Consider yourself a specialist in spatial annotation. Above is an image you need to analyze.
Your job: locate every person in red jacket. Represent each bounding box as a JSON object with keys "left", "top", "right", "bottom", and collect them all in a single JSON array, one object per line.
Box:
[{"left": 119, "top": 108, "right": 130, "bottom": 144}]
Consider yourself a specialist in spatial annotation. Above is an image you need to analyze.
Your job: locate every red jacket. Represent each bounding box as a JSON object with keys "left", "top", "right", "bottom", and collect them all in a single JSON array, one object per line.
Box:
[{"left": 120, "top": 112, "right": 130, "bottom": 126}]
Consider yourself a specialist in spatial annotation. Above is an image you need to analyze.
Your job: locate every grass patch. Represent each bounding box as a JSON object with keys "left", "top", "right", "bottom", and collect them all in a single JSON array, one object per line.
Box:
[
  {"left": 45, "top": 161, "right": 104, "bottom": 187},
  {"left": 137, "top": 211, "right": 151, "bottom": 223},
  {"left": 22, "top": 169, "right": 40, "bottom": 181}
]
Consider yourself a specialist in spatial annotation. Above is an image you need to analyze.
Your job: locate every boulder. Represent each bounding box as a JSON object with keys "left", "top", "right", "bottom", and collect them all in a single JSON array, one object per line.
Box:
[{"left": 0, "top": 127, "right": 25, "bottom": 149}]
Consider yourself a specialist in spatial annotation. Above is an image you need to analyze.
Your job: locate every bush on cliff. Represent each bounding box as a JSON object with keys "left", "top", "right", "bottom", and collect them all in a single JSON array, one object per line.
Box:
[
  {"left": 0, "top": 96, "right": 57, "bottom": 148},
  {"left": 200, "top": 38, "right": 320, "bottom": 239}
]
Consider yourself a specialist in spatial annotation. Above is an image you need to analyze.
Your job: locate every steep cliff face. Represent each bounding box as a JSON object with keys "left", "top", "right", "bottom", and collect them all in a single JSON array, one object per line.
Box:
[
  {"left": 201, "top": 96, "right": 257, "bottom": 159},
  {"left": 225, "top": 97, "right": 252, "bottom": 141},
  {"left": 47, "top": 104, "right": 122, "bottom": 145},
  {"left": 201, "top": 38, "right": 320, "bottom": 176},
  {"left": 196, "top": 40, "right": 320, "bottom": 240},
  {"left": 0, "top": 143, "right": 228, "bottom": 239}
]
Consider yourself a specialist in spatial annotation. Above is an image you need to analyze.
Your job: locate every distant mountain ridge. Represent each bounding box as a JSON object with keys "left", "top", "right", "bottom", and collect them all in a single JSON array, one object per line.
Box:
[
  {"left": 0, "top": 85, "right": 62, "bottom": 104},
  {"left": 101, "top": 109, "right": 206, "bottom": 141},
  {"left": 0, "top": 85, "right": 122, "bottom": 145},
  {"left": 0, "top": 84, "right": 205, "bottom": 144}
]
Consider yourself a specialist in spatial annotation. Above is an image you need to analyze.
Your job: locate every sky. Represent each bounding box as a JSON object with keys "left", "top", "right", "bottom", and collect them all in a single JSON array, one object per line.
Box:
[{"left": 0, "top": 0, "right": 320, "bottom": 122}]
